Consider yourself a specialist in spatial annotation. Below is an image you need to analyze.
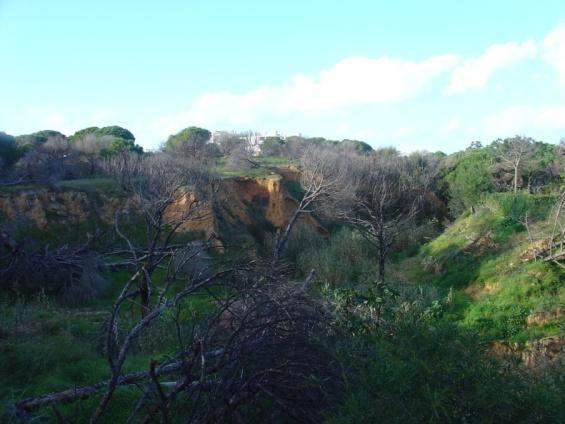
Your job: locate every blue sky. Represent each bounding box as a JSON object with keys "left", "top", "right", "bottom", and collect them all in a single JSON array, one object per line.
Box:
[{"left": 1, "top": 0, "right": 565, "bottom": 152}]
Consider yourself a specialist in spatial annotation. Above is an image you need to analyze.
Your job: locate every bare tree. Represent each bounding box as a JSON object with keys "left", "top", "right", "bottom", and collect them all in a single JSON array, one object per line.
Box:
[
  {"left": 17, "top": 135, "right": 73, "bottom": 183},
  {"left": 0, "top": 229, "right": 104, "bottom": 303},
  {"left": 214, "top": 131, "right": 258, "bottom": 170},
  {"left": 271, "top": 145, "right": 353, "bottom": 270},
  {"left": 14, "top": 262, "right": 338, "bottom": 423},
  {"left": 524, "top": 188, "right": 565, "bottom": 267},
  {"left": 214, "top": 131, "right": 242, "bottom": 156},
  {"left": 105, "top": 153, "right": 218, "bottom": 317},
  {"left": 494, "top": 136, "right": 536, "bottom": 195},
  {"left": 555, "top": 138, "right": 565, "bottom": 179},
  {"left": 11, "top": 151, "right": 342, "bottom": 423},
  {"left": 344, "top": 152, "right": 423, "bottom": 283},
  {"left": 73, "top": 133, "right": 113, "bottom": 175}
]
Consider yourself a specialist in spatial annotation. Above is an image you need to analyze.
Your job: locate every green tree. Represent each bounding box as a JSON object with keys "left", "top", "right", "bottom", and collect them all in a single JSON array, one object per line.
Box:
[
  {"left": 0, "top": 131, "right": 18, "bottom": 168},
  {"left": 164, "top": 126, "right": 211, "bottom": 158},
  {"left": 68, "top": 127, "right": 100, "bottom": 143},
  {"left": 15, "top": 130, "right": 67, "bottom": 147},
  {"left": 444, "top": 148, "right": 494, "bottom": 215},
  {"left": 69, "top": 126, "right": 135, "bottom": 143},
  {"left": 523, "top": 141, "right": 559, "bottom": 192},
  {"left": 100, "top": 138, "right": 143, "bottom": 157},
  {"left": 95, "top": 126, "right": 135, "bottom": 141},
  {"left": 340, "top": 139, "right": 373, "bottom": 154},
  {"left": 259, "top": 136, "right": 286, "bottom": 156}
]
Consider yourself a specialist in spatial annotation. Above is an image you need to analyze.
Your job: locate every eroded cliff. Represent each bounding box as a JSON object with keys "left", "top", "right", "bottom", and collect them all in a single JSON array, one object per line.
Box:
[{"left": 0, "top": 172, "right": 326, "bottom": 245}]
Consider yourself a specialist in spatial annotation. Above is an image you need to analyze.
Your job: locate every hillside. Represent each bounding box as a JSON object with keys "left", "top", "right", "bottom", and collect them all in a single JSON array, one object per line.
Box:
[
  {"left": 402, "top": 194, "right": 564, "bottom": 366},
  {"left": 0, "top": 170, "right": 324, "bottom": 251},
  {"left": 0, "top": 132, "right": 563, "bottom": 422}
]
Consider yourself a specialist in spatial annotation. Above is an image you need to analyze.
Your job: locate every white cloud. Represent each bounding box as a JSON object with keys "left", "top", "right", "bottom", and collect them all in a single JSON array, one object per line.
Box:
[
  {"left": 393, "top": 127, "right": 412, "bottom": 137},
  {"left": 440, "top": 117, "right": 461, "bottom": 134},
  {"left": 484, "top": 106, "right": 533, "bottom": 134},
  {"left": 150, "top": 54, "right": 459, "bottom": 138},
  {"left": 535, "top": 106, "right": 565, "bottom": 127},
  {"left": 446, "top": 41, "right": 536, "bottom": 94},
  {"left": 281, "top": 55, "right": 460, "bottom": 111},
  {"left": 542, "top": 25, "right": 565, "bottom": 83},
  {"left": 484, "top": 105, "right": 565, "bottom": 135}
]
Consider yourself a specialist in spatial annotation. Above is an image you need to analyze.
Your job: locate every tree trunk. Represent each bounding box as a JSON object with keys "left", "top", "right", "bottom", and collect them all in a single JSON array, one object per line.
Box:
[
  {"left": 272, "top": 197, "right": 309, "bottom": 270},
  {"left": 140, "top": 274, "right": 150, "bottom": 317},
  {"left": 377, "top": 222, "right": 386, "bottom": 283},
  {"left": 513, "top": 165, "right": 519, "bottom": 195}
]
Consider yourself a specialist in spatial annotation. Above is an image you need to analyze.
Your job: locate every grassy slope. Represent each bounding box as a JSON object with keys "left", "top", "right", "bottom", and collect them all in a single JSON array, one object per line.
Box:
[
  {"left": 0, "top": 265, "right": 220, "bottom": 422},
  {"left": 401, "top": 194, "right": 564, "bottom": 343},
  {"left": 214, "top": 156, "right": 295, "bottom": 177}
]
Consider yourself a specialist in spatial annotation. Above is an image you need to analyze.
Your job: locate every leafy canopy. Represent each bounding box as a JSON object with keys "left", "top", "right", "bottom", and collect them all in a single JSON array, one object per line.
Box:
[
  {"left": 164, "top": 126, "right": 211, "bottom": 153},
  {"left": 0, "top": 131, "right": 19, "bottom": 168},
  {"left": 15, "top": 130, "right": 67, "bottom": 147},
  {"left": 69, "top": 126, "right": 135, "bottom": 143},
  {"left": 100, "top": 138, "right": 143, "bottom": 157},
  {"left": 444, "top": 147, "right": 494, "bottom": 215}
]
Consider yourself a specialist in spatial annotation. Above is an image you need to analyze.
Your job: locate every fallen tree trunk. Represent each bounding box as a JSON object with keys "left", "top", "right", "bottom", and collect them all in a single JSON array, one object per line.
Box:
[
  {"left": 16, "top": 345, "right": 226, "bottom": 414},
  {"left": 16, "top": 361, "right": 184, "bottom": 412},
  {"left": 538, "top": 238, "right": 565, "bottom": 262}
]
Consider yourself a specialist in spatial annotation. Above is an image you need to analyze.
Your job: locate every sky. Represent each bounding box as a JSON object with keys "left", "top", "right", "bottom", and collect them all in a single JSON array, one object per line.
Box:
[{"left": 1, "top": 0, "right": 565, "bottom": 153}]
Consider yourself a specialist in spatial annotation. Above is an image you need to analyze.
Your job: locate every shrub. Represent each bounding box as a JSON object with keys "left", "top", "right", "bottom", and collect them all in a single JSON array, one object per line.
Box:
[
  {"left": 288, "top": 227, "right": 377, "bottom": 287},
  {"left": 0, "top": 131, "right": 18, "bottom": 169}
]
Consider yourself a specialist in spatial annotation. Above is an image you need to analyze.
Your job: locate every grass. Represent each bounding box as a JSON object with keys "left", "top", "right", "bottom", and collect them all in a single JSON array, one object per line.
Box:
[
  {"left": 0, "top": 177, "right": 121, "bottom": 194},
  {"left": 0, "top": 262, "right": 220, "bottom": 421},
  {"left": 403, "top": 193, "right": 564, "bottom": 343},
  {"left": 328, "top": 318, "right": 563, "bottom": 423},
  {"left": 287, "top": 201, "right": 564, "bottom": 423},
  {"left": 1, "top": 184, "right": 562, "bottom": 421},
  {"left": 214, "top": 155, "right": 296, "bottom": 178},
  {"left": 56, "top": 177, "right": 127, "bottom": 197}
]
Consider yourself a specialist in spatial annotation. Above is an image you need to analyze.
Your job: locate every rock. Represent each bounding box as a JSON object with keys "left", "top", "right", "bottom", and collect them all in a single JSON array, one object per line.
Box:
[
  {"left": 520, "top": 239, "right": 552, "bottom": 262},
  {"left": 522, "top": 336, "right": 564, "bottom": 368},
  {"left": 489, "top": 340, "right": 519, "bottom": 358},
  {"left": 464, "top": 281, "right": 499, "bottom": 299},
  {"left": 0, "top": 173, "right": 328, "bottom": 245},
  {"left": 526, "top": 306, "right": 565, "bottom": 327}
]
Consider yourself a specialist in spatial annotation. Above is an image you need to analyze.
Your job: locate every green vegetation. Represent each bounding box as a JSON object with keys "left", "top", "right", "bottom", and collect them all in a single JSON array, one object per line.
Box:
[
  {"left": 259, "top": 135, "right": 286, "bottom": 156},
  {"left": 100, "top": 137, "right": 143, "bottom": 156},
  {"left": 214, "top": 155, "right": 295, "bottom": 177},
  {"left": 164, "top": 126, "right": 211, "bottom": 154},
  {"left": 15, "top": 130, "right": 67, "bottom": 146},
  {"left": 287, "top": 190, "right": 563, "bottom": 422},
  {"left": 443, "top": 146, "right": 494, "bottom": 215},
  {"left": 0, "top": 263, "right": 219, "bottom": 420},
  {"left": 0, "top": 127, "right": 563, "bottom": 421},
  {"left": 69, "top": 126, "right": 136, "bottom": 143},
  {"left": 410, "top": 192, "right": 563, "bottom": 338},
  {"left": 0, "top": 131, "right": 18, "bottom": 168}
]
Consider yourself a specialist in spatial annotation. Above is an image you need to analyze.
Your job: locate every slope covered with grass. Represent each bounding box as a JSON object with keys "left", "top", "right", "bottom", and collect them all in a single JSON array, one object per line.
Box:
[{"left": 407, "top": 193, "right": 564, "bottom": 344}]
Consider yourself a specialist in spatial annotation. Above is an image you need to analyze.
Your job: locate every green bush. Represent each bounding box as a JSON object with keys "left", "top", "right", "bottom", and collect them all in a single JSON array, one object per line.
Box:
[
  {"left": 486, "top": 192, "right": 556, "bottom": 221},
  {"left": 288, "top": 227, "right": 377, "bottom": 287},
  {"left": 328, "top": 320, "right": 563, "bottom": 423},
  {"left": 0, "top": 131, "right": 18, "bottom": 168}
]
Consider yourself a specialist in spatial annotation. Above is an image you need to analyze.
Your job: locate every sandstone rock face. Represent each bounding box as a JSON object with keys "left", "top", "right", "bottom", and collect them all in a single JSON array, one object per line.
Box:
[
  {"left": 520, "top": 239, "right": 552, "bottom": 262},
  {"left": 522, "top": 336, "right": 564, "bottom": 369},
  {"left": 222, "top": 175, "right": 327, "bottom": 234},
  {"left": 526, "top": 306, "right": 565, "bottom": 327},
  {"left": 489, "top": 336, "right": 564, "bottom": 369},
  {"left": 0, "top": 173, "right": 327, "bottom": 242},
  {"left": 0, "top": 190, "right": 91, "bottom": 228}
]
